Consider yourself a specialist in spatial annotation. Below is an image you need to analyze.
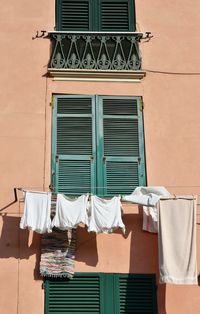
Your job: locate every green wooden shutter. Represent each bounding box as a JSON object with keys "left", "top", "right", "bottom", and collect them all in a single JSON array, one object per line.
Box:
[
  {"left": 52, "top": 95, "right": 146, "bottom": 196},
  {"left": 97, "top": 96, "right": 146, "bottom": 196},
  {"left": 52, "top": 95, "right": 96, "bottom": 195},
  {"left": 56, "top": 0, "right": 93, "bottom": 31},
  {"left": 56, "top": 0, "right": 135, "bottom": 31},
  {"left": 45, "top": 273, "right": 157, "bottom": 314},
  {"left": 115, "top": 274, "right": 158, "bottom": 314},
  {"left": 45, "top": 274, "right": 104, "bottom": 314},
  {"left": 99, "top": 0, "right": 135, "bottom": 31}
]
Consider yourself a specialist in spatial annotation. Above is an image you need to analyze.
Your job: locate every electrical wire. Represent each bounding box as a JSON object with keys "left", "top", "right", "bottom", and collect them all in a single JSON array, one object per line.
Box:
[{"left": 143, "top": 68, "right": 200, "bottom": 76}]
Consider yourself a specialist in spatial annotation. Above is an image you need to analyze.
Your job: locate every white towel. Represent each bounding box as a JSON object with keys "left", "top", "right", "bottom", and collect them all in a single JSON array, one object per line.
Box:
[
  {"left": 88, "top": 195, "right": 125, "bottom": 234},
  {"left": 20, "top": 191, "right": 52, "bottom": 234},
  {"left": 158, "top": 196, "right": 197, "bottom": 284},
  {"left": 123, "top": 186, "right": 171, "bottom": 233},
  {"left": 51, "top": 194, "right": 89, "bottom": 230}
]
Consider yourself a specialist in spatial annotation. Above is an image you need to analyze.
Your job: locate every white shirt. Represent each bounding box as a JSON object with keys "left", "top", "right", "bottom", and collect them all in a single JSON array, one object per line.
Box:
[
  {"left": 51, "top": 193, "right": 89, "bottom": 230},
  {"left": 88, "top": 195, "right": 125, "bottom": 234},
  {"left": 20, "top": 191, "right": 52, "bottom": 234}
]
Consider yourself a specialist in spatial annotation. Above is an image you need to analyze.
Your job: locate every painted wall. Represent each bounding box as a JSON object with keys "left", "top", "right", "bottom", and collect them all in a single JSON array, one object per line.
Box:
[{"left": 0, "top": 0, "right": 200, "bottom": 313}]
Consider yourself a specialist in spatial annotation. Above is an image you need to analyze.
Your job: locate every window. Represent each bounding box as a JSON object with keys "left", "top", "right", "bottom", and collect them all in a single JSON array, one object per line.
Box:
[
  {"left": 44, "top": 273, "right": 158, "bottom": 314},
  {"left": 51, "top": 95, "right": 146, "bottom": 196},
  {"left": 56, "top": 0, "right": 135, "bottom": 31}
]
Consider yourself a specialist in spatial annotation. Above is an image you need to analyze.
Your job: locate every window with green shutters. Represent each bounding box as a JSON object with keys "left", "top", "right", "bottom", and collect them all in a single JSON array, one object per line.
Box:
[
  {"left": 51, "top": 95, "right": 146, "bottom": 196},
  {"left": 44, "top": 273, "right": 158, "bottom": 314},
  {"left": 56, "top": 0, "right": 135, "bottom": 31}
]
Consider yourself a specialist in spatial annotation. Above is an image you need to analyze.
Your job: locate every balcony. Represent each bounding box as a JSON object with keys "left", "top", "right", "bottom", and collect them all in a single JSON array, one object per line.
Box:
[{"left": 48, "top": 32, "right": 146, "bottom": 81}]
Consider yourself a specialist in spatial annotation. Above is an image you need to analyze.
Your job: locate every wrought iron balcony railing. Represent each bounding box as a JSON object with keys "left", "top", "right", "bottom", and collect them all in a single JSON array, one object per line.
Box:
[{"left": 48, "top": 32, "right": 143, "bottom": 72}]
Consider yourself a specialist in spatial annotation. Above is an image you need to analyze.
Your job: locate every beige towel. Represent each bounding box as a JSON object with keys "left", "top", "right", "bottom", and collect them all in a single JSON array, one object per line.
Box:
[{"left": 158, "top": 196, "right": 197, "bottom": 284}]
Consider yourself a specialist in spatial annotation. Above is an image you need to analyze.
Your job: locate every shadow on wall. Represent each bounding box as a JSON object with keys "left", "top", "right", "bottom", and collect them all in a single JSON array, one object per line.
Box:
[
  {"left": 0, "top": 213, "right": 98, "bottom": 279},
  {"left": 75, "top": 206, "right": 167, "bottom": 313},
  {"left": 0, "top": 205, "right": 167, "bottom": 312},
  {"left": 76, "top": 225, "right": 98, "bottom": 267},
  {"left": 123, "top": 207, "right": 167, "bottom": 314},
  {"left": 0, "top": 214, "right": 42, "bottom": 280}
]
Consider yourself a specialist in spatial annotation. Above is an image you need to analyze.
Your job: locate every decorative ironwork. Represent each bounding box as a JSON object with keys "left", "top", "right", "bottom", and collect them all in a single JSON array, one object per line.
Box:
[{"left": 48, "top": 32, "right": 142, "bottom": 71}]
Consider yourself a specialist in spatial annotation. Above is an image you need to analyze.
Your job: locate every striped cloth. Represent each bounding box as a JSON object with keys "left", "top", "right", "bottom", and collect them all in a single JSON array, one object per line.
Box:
[
  {"left": 40, "top": 194, "right": 76, "bottom": 278},
  {"left": 40, "top": 228, "right": 76, "bottom": 278}
]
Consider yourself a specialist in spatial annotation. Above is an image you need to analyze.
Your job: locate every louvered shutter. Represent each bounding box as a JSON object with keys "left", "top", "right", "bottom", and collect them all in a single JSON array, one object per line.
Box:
[
  {"left": 99, "top": 0, "right": 135, "bottom": 31},
  {"left": 45, "top": 274, "right": 104, "bottom": 314},
  {"left": 45, "top": 273, "right": 157, "bottom": 314},
  {"left": 56, "top": 0, "right": 135, "bottom": 31},
  {"left": 97, "top": 97, "right": 146, "bottom": 196},
  {"left": 116, "top": 274, "right": 158, "bottom": 314},
  {"left": 56, "top": 0, "right": 92, "bottom": 31},
  {"left": 52, "top": 95, "right": 96, "bottom": 195}
]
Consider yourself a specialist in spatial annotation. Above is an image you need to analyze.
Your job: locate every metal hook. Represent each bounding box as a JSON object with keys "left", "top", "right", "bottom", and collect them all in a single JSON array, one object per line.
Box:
[
  {"left": 142, "top": 32, "right": 154, "bottom": 42},
  {"left": 32, "top": 30, "right": 47, "bottom": 40}
]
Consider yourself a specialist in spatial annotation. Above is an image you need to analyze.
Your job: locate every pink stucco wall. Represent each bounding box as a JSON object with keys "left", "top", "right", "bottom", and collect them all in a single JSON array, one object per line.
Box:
[{"left": 0, "top": 1, "right": 200, "bottom": 313}]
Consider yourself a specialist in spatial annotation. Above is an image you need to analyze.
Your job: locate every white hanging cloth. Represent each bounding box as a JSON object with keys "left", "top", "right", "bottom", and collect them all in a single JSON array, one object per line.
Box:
[
  {"left": 158, "top": 196, "right": 197, "bottom": 284},
  {"left": 88, "top": 195, "right": 125, "bottom": 234},
  {"left": 51, "top": 193, "right": 89, "bottom": 230},
  {"left": 122, "top": 186, "right": 171, "bottom": 233},
  {"left": 122, "top": 186, "right": 171, "bottom": 206},
  {"left": 20, "top": 191, "right": 52, "bottom": 234}
]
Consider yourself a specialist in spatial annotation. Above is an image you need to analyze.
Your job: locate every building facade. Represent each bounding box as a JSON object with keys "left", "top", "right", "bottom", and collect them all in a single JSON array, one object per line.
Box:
[{"left": 0, "top": 0, "right": 200, "bottom": 313}]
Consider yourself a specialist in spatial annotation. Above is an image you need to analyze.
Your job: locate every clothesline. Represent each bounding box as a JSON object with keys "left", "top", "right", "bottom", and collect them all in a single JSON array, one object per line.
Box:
[
  {"left": 15, "top": 187, "right": 200, "bottom": 196},
  {"left": 160, "top": 196, "right": 197, "bottom": 200},
  {"left": 16, "top": 186, "right": 200, "bottom": 189},
  {"left": 16, "top": 188, "right": 120, "bottom": 198},
  {"left": 14, "top": 187, "right": 200, "bottom": 206},
  {"left": 12, "top": 189, "right": 200, "bottom": 212}
]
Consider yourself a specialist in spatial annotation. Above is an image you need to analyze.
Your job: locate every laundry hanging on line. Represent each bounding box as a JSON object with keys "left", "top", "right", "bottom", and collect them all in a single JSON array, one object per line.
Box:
[
  {"left": 20, "top": 191, "right": 52, "bottom": 234},
  {"left": 123, "top": 189, "right": 198, "bottom": 284},
  {"left": 18, "top": 188, "right": 198, "bottom": 285},
  {"left": 40, "top": 228, "right": 76, "bottom": 279},
  {"left": 122, "top": 186, "right": 171, "bottom": 233},
  {"left": 158, "top": 196, "right": 198, "bottom": 285},
  {"left": 19, "top": 191, "right": 125, "bottom": 235},
  {"left": 51, "top": 193, "right": 89, "bottom": 230},
  {"left": 88, "top": 195, "right": 125, "bottom": 234}
]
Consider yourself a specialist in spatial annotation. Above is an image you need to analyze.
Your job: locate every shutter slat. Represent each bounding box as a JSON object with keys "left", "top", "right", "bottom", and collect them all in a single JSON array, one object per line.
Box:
[
  {"left": 103, "top": 99, "right": 139, "bottom": 159},
  {"left": 46, "top": 275, "right": 101, "bottom": 313},
  {"left": 118, "top": 275, "right": 157, "bottom": 314},
  {"left": 100, "top": 0, "right": 130, "bottom": 31},
  {"left": 57, "top": 98, "right": 92, "bottom": 114},
  {"left": 106, "top": 161, "right": 139, "bottom": 194},
  {"left": 104, "top": 119, "right": 139, "bottom": 156},
  {"left": 103, "top": 99, "right": 138, "bottom": 115},
  {"left": 57, "top": 117, "right": 92, "bottom": 155},
  {"left": 60, "top": 0, "right": 90, "bottom": 31},
  {"left": 58, "top": 160, "right": 91, "bottom": 194}
]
